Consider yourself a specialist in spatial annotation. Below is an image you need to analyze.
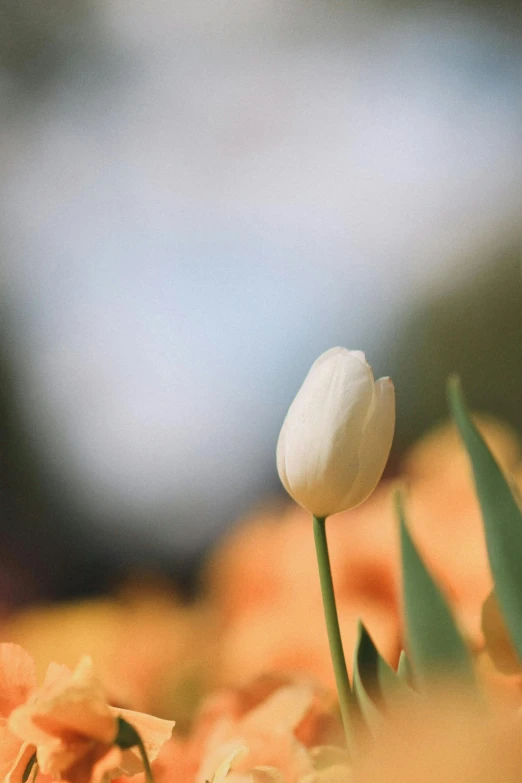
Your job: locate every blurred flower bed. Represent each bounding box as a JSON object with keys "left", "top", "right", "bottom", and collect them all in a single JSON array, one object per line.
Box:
[{"left": 1, "top": 415, "right": 520, "bottom": 735}]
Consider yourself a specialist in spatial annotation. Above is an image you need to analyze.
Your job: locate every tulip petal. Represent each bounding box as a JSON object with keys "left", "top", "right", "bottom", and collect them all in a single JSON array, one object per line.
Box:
[
  {"left": 277, "top": 349, "right": 375, "bottom": 518},
  {"left": 340, "top": 377, "right": 395, "bottom": 510}
]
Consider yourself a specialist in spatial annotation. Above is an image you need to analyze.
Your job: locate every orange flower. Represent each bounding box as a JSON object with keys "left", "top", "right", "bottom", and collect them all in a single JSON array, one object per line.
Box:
[
  {"left": 8, "top": 655, "right": 174, "bottom": 783},
  {"left": 152, "top": 676, "right": 343, "bottom": 783},
  {"left": 0, "top": 644, "right": 38, "bottom": 783},
  {"left": 2, "top": 584, "right": 211, "bottom": 719},
  {"left": 196, "top": 683, "right": 315, "bottom": 782}
]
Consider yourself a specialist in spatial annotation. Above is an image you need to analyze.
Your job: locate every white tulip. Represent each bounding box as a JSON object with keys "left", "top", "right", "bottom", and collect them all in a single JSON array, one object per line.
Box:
[{"left": 276, "top": 347, "right": 395, "bottom": 518}]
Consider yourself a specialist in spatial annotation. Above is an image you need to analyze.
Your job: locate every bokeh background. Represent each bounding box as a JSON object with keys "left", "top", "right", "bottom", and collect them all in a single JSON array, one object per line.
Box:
[{"left": 0, "top": 0, "right": 521, "bottom": 605}]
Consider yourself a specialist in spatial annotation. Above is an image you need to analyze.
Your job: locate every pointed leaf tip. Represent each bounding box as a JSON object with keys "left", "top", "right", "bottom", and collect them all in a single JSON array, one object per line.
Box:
[
  {"left": 448, "top": 376, "right": 522, "bottom": 663},
  {"left": 352, "top": 621, "right": 382, "bottom": 730},
  {"left": 353, "top": 618, "right": 409, "bottom": 726},
  {"left": 396, "top": 490, "right": 474, "bottom": 687},
  {"left": 397, "top": 650, "right": 413, "bottom": 686}
]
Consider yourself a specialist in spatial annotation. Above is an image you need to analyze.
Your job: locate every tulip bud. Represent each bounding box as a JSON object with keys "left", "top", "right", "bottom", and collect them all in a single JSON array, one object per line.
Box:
[{"left": 276, "top": 347, "right": 395, "bottom": 518}]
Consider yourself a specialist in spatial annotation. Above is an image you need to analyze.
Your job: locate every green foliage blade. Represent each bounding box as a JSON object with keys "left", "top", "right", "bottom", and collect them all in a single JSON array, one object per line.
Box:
[
  {"left": 397, "top": 650, "right": 413, "bottom": 686},
  {"left": 353, "top": 620, "right": 409, "bottom": 720},
  {"left": 396, "top": 490, "right": 474, "bottom": 687},
  {"left": 448, "top": 376, "right": 522, "bottom": 661},
  {"left": 352, "top": 621, "right": 382, "bottom": 727}
]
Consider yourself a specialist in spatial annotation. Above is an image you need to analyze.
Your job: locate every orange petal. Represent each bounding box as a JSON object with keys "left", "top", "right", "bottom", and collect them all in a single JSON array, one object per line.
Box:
[
  {"left": 251, "top": 767, "right": 286, "bottom": 783},
  {"left": 90, "top": 746, "right": 123, "bottom": 783},
  {"left": 55, "top": 743, "right": 122, "bottom": 783},
  {"left": 113, "top": 708, "right": 174, "bottom": 775},
  {"left": 42, "top": 662, "right": 72, "bottom": 690},
  {"left": 0, "top": 728, "right": 34, "bottom": 783},
  {"left": 113, "top": 709, "right": 174, "bottom": 760},
  {"left": 242, "top": 686, "right": 313, "bottom": 733},
  {"left": 202, "top": 742, "right": 248, "bottom": 783},
  {"left": 10, "top": 657, "right": 116, "bottom": 747},
  {"left": 0, "top": 645, "right": 37, "bottom": 718}
]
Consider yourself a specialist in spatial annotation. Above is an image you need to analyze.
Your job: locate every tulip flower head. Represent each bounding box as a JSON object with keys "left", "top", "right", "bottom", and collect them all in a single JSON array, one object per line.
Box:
[{"left": 277, "top": 348, "right": 395, "bottom": 519}]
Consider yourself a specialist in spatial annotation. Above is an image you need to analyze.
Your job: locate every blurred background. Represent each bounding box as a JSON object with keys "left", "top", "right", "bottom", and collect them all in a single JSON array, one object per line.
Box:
[{"left": 0, "top": 0, "right": 521, "bottom": 605}]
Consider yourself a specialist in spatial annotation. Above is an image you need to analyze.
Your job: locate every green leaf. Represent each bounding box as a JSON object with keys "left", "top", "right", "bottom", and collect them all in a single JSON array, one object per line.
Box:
[
  {"left": 352, "top": 620, "right": 409, "bottom": 723},
  {"left": 352, "top": 622, "right": 382, "bottom": 728},
  {"left": 115, "top": 717, "right": 155, "bottom": 783},
  {"left": 397, "top": 650, "right": 413, "bottom": 686},
  {"left": 396, "top": 490, "right": 474, "bottom": 687},
  {"left": 377, "top": 655, "right": 405, "bottom": 701},
  {"left": 448, "top": 376, "right": 522, "bottom": 662}
]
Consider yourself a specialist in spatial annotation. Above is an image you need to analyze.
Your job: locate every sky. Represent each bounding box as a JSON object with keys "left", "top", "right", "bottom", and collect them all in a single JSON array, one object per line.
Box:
[{"left": 1, "top": 0, "right": 521, "bottom": 554}]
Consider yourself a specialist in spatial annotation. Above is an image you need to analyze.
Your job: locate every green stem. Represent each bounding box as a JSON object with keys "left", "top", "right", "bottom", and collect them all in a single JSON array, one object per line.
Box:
[
  {"left": 313, "top": 514, "right": 353, "bottom": 748},
  {"left": 115, "top": 717, "right": 155, "bottom": 783},
  {"left": 22, "top": 753, "right": 37, "bottom": 783},
  {"left": 135, "top": 736, "right": 154, "bottom": 783}
]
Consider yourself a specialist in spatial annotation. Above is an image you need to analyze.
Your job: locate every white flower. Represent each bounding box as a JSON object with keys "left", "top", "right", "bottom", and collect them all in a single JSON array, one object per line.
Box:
[{"left": 276, "top": 348, "right": 395, "bottom": 518}]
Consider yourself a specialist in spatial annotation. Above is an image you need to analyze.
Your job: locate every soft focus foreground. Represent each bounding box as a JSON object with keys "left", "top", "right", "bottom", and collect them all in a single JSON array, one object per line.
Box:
[
  {"left": 351, "top": 688, "right": 522, "bottom": 783},
  {"left": 0, "top": 414, "right": 521, "bottom": 782}
]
